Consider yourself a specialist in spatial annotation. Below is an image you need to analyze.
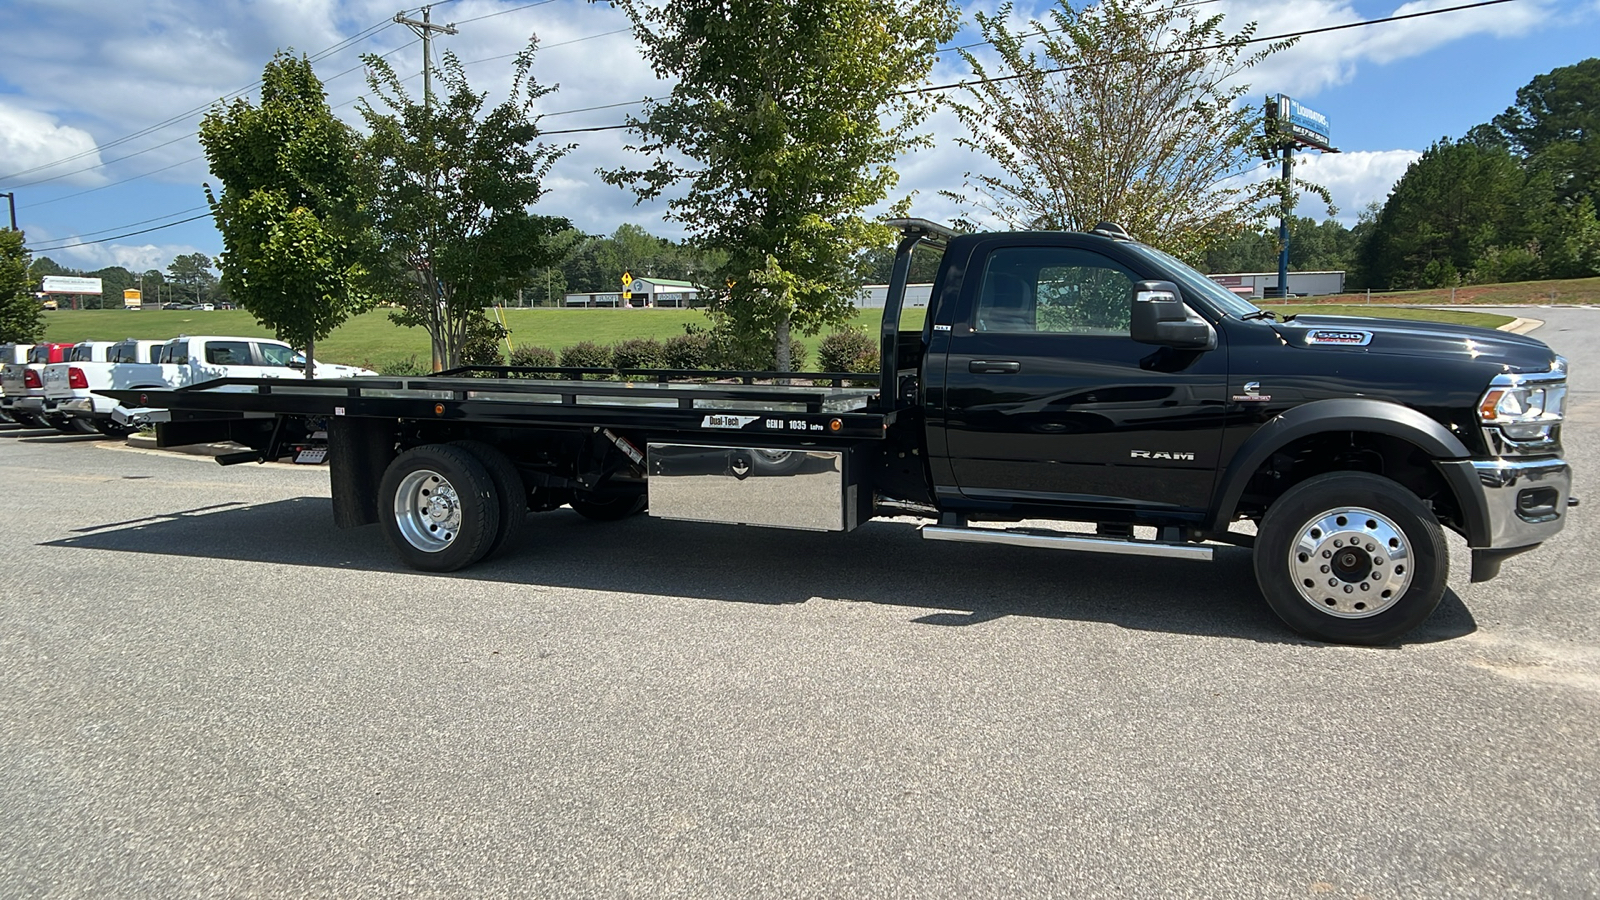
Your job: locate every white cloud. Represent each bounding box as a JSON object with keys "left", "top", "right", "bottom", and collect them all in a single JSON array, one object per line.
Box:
[
  {"left": 41, "top": 239, "right": 203, "bottom": 273},
  {"left": 1221, "top": 0, "right": 1553, "bottom": 98},
  {"left": 0, "top": 103, "right": 105, "bottom": 186},
  {"left": 1292, "top": 149, "right": 1421, "bottom": 220}
]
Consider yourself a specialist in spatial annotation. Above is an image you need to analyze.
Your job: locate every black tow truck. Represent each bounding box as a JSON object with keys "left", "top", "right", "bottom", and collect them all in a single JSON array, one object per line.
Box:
[{"left": 109, "top": 219, "right": 1575, "bottom": 645}]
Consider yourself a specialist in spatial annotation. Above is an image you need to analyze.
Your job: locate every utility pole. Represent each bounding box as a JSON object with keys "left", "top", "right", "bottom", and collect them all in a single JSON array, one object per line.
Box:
[
  {"left": 394, "top": 6, "right": 458, "bottom": 110},
  {"left": 394, "top": 5, "right": 458, "bottom": 371},
  {"left": 0, "top": 192, "right": 16, "bottom": 231},
  {"left": 1278, "top": 145, "right": 1292, "bottom": 302}
]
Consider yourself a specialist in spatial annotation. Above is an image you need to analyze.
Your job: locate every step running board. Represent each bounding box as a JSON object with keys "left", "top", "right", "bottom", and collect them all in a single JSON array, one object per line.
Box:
[{"left": 921, "top": 525, "right": 1213, "bottom": 561}]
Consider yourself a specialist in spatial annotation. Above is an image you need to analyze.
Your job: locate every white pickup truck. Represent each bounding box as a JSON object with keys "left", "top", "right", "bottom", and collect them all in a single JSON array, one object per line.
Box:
[
  {"left": 102, "top": 334, "right": 377, "bottom": 428},
  {"left": 0, "top": 343, "right": 31, "bottom": 424},
  {"left": 41, "top": 339, "right": 164, "bottom": 436},
  {"left": 2, "top": 342, "right": 75, "bottom": 431}
]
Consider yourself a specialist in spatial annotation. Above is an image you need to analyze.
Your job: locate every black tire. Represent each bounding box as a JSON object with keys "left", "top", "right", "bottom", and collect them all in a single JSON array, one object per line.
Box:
[
  {"left": 377, "top": 444, "right": 501, "bottom": 572},
  {"left": 449, "top": 440, "right": 526, "bottom": 561},
  {"left": 749, "top": 448, "right": 808, "bottom": 475},
  {"left": 1254, "top": 471, "right": 1447, "bottom": 645},
  {"left": 93, "top": 419, "right": 136, "bottom": 438},
  {"left": 12, "top": 412, "right": 44, "bottom": 429},
  {"left": 570, "top": 490, "right": 647, "bottom": 521}
]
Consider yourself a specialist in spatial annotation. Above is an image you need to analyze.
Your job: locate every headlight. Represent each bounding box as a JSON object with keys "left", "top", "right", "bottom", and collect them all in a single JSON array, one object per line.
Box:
[{"left": 1479, "top": 357, "right": 1567, "bottom": 446}]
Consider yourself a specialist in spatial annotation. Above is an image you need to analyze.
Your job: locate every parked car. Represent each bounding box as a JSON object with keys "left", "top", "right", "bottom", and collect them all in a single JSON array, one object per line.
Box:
[
  {"left": 1, "top": 343, "right": 74, "bottom": 430},
  {"left": 0, "top": 343, "right": 32, "bottom": 423},
  {"left": 42, "top": 339, "right": 165, "bottom": 436},
  {"left": 106, "top": 335, "right": 377, "bottom": 428},
  {"left": 38, "top": 341, "right": 117, "bottom": 434}
]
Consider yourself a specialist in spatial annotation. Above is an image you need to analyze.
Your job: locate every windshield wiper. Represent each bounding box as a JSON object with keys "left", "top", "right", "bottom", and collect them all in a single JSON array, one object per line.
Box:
[{"left": 1240, "top": 309, "right": 1279, "bottom": 321}]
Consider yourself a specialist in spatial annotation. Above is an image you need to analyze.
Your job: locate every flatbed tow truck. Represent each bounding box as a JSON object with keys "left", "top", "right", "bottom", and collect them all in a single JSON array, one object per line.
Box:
[{"left": 108, "top": 219, "right": 1575, "bottom": 644}]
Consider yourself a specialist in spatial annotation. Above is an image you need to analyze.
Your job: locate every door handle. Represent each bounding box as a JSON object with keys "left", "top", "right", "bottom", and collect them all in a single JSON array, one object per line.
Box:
[{"left": 970, "top": 360, "right": 1021, "bottom": 374}]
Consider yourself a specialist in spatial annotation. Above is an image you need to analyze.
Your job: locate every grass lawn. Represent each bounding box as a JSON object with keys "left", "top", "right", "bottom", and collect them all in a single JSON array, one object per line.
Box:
[
  {"left": 41, "top": 301, "right": 1512, "bottom": 371},
  {"left": 1306, "top": 276, "right": 1600, "bottom": 307}
]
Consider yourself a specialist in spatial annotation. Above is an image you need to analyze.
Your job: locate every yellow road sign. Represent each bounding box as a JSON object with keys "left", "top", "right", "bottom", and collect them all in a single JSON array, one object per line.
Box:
[
  {"left": 622, "top": 290, "right": 633, "bottom": 301},
  {"left": 621, "top": 271, "right": 633, "bottom": 287}
]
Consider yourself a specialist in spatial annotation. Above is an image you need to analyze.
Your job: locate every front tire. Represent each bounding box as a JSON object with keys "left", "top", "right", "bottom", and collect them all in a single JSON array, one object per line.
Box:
[
  {"left": 1254, "top": 471, "right": 1447, "bottom": 645},
  {"left": 378, "top": 444, "right": 500, "bottom": 572}
]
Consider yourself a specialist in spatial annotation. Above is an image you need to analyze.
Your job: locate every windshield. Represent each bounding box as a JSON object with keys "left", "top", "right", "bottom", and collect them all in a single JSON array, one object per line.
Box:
[
  {"left": 1124, "top": 244, "right": 1265, "bottom": 319},
  {"left": 257, "top": 343, "right": 295, "bottom": 367}
]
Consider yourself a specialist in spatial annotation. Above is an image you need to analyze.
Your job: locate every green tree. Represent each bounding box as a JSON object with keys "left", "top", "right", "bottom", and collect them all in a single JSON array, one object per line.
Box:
[
  {"left": 200, "top": 51, "right": 377, "bottom": 378},
  {"left": 1, "top": 230, "right": 43, "bottom": 344},
  {"left": 1492, "top": 58, "right": 1599, "bottom": 205},
  {"left": 165, "top": 253, "right": 216, "bottom": 305},
  {"left": 603, "top": 0, "right": 958, "bottom": 371},
  {"left": 943, "top": 0, "right": 1308, "bottom": 262},
  {"left": 359, "top": 44, "right": 571, "bottom": 370},
  {"left": 1356, "top": 138, "right": 1541, "bottom": 289}
]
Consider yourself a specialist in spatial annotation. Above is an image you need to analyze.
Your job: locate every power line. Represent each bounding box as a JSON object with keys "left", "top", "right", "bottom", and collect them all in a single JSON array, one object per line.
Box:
[
  {"left": 30, "top": 213, "right": 213, "bottom": 253},
  {"left": 0, "top": 14, "right": 402, "bottom": 185},
  {"left": 915, "top": 0, "right": 1524, "bottom": 95},
  {"left": 30, "top": 155, "right": 207, "bottom": 209},
  {"left": 454, "top": 0, "right": 562, "bottom": 26},
  {"left": 35, "top": 206, "right": 211, "bottom": 243}
]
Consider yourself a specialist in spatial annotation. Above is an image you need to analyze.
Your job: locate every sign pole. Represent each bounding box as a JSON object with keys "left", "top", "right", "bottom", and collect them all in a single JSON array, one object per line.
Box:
[{"left": 1278, "top": 145, "right": 1292, "bottom": 301}]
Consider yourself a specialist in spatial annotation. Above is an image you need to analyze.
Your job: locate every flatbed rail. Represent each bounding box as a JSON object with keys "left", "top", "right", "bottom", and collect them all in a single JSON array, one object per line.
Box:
[{"left": 103, "top": 370, "right": 898, "bottom": 440}]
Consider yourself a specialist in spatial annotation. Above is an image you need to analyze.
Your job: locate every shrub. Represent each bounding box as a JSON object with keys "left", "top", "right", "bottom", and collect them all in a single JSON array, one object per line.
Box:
[
  {"left": 379, "top": 354, "right": 428, "bottom": 377},
  {"left": 612, "top": 337, "right": 668, "bottom": 371},
  {"left": 508, "top": 344, "right": 559, "bottom": 378},
  {"left": 817, "top": 328, "right": 879, "bottom": 375},
  {"left": 663, "top": 330, "right": 713, "bottom": 370},
  {"left": 559, "top": 340, "right": 613, "bottom": 372},
  {"left": 460, "top": 313, "right": 507, "bottom": 369}
]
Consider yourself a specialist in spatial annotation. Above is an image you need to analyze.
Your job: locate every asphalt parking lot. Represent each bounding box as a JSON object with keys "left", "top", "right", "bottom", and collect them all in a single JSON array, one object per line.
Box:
[{"left": 2, "top": 308, "right": 1597, "bottom": 898}]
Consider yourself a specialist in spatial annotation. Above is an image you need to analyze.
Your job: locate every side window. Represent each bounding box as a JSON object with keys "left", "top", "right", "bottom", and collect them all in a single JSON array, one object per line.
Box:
[
  {"left": 145, "top": 345, "right": 161, "bottom": 364},
  {"left": 975, "top": 247, "right": 1137, "bottom": 336},
  {"left": 204, "top": 341, "right": 252, "bottom": 366},
  {"left": 163, "top": 341, "right": 189, "bottom": 364},
  {"left": 256, "top": 343, "right": 295, "bottom": 367}
]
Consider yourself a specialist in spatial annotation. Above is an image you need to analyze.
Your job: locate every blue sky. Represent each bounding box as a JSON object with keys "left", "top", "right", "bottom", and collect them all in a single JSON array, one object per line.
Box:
[{"left": 1, "top": 0, "right": 1596, "bottom": 276}]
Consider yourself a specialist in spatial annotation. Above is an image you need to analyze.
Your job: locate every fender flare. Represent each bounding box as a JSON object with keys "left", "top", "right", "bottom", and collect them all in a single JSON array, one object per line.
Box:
[{"left": 1207, "top": 398, "right": 1473, "bottom": 533}]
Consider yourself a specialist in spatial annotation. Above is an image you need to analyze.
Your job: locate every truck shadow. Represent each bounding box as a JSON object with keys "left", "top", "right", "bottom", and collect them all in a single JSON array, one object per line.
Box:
[{"left": 45, "top": 496, "right": 1477, "bottom": 647}]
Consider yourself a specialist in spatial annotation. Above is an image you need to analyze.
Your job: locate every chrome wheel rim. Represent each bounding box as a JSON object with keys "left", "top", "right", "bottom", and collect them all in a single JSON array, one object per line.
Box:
[
  {"left": 1289, "top": 506, "right": 1412, "bottom": 619},
  {"left": 394, "top": 469, "right": 462, "bottom": 552}
]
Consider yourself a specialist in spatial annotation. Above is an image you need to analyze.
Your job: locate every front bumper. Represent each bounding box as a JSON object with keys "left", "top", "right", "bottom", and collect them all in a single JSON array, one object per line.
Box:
[{"left": 1440, "top": 457, "right": 1571, "bottom": 551}]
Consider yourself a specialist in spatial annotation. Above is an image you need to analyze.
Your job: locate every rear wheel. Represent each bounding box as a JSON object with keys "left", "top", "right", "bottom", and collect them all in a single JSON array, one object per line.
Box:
[
  {"left": 570, "top": 490, "right": 646, "bottom": 521},
  {"left": 94, "top": 419, "right": 136, "bottom": 438},
  {"left": 1254, "top": 471, "right": 1447, "bottom": 645},
  {"left": 378, "top": 444, "right": 500, "bottom": 572},
  {"left": 449, "top": 440, "right": 526, "bottom": 561}
]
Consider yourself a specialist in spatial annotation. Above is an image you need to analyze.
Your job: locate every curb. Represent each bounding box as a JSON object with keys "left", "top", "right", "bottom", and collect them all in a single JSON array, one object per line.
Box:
[{"left": 1499, "top": 317, "right": 1544, "bottom": 335}]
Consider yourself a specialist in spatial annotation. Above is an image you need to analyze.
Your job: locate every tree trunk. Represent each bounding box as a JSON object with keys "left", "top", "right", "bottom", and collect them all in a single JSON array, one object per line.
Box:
[
  {"left": 775, "top": 312, "right": 792, "bottom": 383},
  {"left": 304, "top": 335, "right": 315, "bottom": 380}
]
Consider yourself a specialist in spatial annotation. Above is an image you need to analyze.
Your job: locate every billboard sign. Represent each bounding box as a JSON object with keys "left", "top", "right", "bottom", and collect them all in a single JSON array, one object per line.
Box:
[
  {"left": 42, "top": 275, "right": 103, "bottom": 294},
  {"left": 1275, "top": 94, "right": 1333, "bottom": 151}
]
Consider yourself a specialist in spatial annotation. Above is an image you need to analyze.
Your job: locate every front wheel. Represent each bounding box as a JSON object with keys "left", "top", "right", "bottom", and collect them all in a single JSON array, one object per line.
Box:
[{"left": 1254, "top": 472, "right": 1447, "bottom": 645}]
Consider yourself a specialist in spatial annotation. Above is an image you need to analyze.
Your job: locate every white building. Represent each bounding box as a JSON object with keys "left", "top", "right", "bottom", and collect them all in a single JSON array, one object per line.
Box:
[
  {"left": 564, "top": 277, "right": 702, "bottom": 308},
  {"left": 1206, "top": 271, "right": 1346, "bottom": 299}
]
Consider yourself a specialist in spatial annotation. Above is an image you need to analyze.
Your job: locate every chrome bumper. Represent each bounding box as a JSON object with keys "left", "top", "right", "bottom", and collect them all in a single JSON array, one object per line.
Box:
[{"left": 1467, "top": 457, "right": 1571, "bottom": 550}]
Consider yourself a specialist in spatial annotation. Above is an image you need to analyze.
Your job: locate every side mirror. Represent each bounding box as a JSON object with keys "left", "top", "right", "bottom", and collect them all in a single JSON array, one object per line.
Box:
[
  {"left": 1130, "top": 280, "right": 1215, "bottom": 350},
  {"left": 288, "top": 355, "right": 306, "bottom": 370}
]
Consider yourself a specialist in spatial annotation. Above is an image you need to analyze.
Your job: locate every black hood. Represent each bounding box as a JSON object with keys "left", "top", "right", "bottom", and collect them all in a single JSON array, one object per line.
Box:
[{"left": 1274, "top": 314, "right": 1559, "bottom": 375}]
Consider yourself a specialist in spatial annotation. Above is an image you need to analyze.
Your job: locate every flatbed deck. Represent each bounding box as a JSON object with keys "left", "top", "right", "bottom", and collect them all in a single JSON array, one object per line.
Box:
[{"left": 105, "top": 368, "right": 897, "bottom": 441}]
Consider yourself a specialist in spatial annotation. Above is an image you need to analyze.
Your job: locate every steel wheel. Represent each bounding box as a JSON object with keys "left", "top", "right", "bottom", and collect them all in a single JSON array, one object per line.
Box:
[
  {"left": 393, "top": 468, "right": 465, "bottom": 552},
  {"left": 1288, "top": 507, "right": 1414, "bottom": 618}
]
